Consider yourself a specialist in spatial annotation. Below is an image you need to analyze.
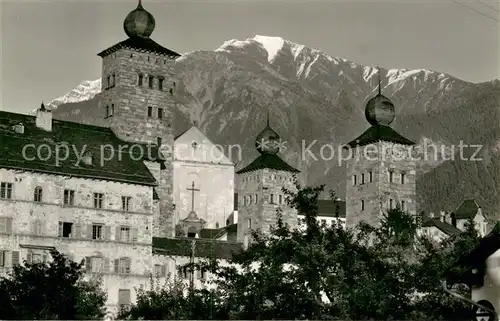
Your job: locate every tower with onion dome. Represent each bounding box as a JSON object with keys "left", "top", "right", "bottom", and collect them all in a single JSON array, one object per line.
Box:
[
  {"left": 97, "top": 0, "right": 180, "bottom": 237},
  {"left": 235, "top": 112, "right": 300, "bottom": 248},
  {"left": 344, "top": 69, "right": 417, "bottom": 228}
]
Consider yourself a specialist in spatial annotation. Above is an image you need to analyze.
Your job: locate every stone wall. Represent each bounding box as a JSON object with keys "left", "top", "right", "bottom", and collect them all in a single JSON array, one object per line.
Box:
[
  {"left": 0, "top": 169, "right": 154, "bottom": 313},
  {"left": 99, "top": 48, "right": 176, "bottom": 238},
  {"left": 345, "top": 141, "right": 417, "bottom": 228},
  {"left": 236, "top": 168, "right": 298, "bottom": 247}
]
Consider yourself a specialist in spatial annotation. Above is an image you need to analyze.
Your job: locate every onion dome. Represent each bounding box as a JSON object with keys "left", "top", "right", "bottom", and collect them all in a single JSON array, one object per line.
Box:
[
  {"left": 365, "top": 68, "right": 395, "bottom": 126},
  {"left": 365, "top": 94, "right": 395, "bottom": 126},
  {"left": 255, "top": 112, "right": 281, "bottom": 155},
  {"left": 123, "top": 0, "right": 156, "bottom": 38}
]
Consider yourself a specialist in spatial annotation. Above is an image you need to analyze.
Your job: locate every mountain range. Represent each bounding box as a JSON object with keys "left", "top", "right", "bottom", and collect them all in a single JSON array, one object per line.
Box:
[{"left": 47, "top": 35, "right": 500, "bottom": 219}]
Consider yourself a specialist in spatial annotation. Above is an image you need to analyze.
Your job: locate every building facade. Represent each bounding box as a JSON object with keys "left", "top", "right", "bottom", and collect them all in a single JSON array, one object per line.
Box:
[{"left": 344, "top": 77, "right": 417, "bottom": 228}]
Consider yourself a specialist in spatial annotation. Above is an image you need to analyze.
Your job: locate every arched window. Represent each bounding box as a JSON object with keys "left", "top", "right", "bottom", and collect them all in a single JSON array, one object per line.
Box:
[{"left": 34, "top": 186, "right": 43, "bottom": 202}]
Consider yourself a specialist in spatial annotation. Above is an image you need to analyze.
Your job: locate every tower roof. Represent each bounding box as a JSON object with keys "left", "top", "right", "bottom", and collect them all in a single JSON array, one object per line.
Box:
[
  {"left": 345, "top": 124, "right": 415, "bottom": 148},
  {"left": 255, "top": 111, "right": 281, "bottom": 155},
  {"left": 123, "top": 0, "right": 155, "bottom": 38},
  {"left": 236, "top": 153, "right": 300, "bottom": 174},
  {"left": 365, "top": 68, "right": 395, "bottom": 126},
  {"left": 97, "top": 1, "right": 180, "bottom": 58}
]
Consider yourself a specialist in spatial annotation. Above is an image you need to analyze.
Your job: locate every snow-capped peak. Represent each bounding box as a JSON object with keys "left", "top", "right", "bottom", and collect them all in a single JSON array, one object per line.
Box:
[
  {"left": 48, "top": 79, "right": 101, "bottom": 109},
  {"left": 252, "top": 35, "right": 285, "bottom": 62},
  {"left": 216, "top": 35, "right": 286, "bottom": 63}
]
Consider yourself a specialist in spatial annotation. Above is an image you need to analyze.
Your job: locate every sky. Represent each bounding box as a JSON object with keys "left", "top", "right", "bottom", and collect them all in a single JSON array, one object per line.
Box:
[{"left": 1, "top": 0, "right": 499, "bottom": 114}]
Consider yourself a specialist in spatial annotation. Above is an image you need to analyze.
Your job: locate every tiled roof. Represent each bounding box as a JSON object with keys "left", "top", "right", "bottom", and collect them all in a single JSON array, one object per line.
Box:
[
  {"left": 97, "top": 37, "right": 181, "bottom": 58},
  {"left": 421, "top": 218, "right": 461, "bottom": 236},
  {"left": 454, "top": 199, "right": 480, "bottom": 219},
  {"left": 345, "top": 124, "right": 415, "bottom": 148},
  {"left": 236, "top": 153, "right": 300, "bottom": 174},
  {"left": 152, "top": 237, "right": 243, "bottom": 260},
  {"left": 199, "top": 224, "right": 238, "bottom": 239},
  {"left": 299, "top": 199, "right": 346, "bottom": 218},
  {"left": 0, "top": 111, "right": 157, "bottom": 186}
]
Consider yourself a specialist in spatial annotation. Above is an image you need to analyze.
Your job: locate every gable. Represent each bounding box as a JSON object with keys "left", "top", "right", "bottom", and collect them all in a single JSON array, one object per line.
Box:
[{"left": 174, "top": 126, "right": 233, "bottom": 165}]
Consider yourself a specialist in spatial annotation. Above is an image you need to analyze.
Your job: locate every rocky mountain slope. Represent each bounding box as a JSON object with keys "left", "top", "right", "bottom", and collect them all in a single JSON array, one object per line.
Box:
[{"left": 49, "top": 35, "right": 500, "bottom": 217}]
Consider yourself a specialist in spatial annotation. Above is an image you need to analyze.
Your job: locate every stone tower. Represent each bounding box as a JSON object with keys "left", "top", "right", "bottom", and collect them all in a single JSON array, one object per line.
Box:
[
  {"left": 236, "top": 114, "right": 300, "bottom": 248},
  {"left": 344, "top": 70, "right": 417, "bottom": 228},
  {"left": 97, "top": 0, "right": 180, "bottom": 237}
]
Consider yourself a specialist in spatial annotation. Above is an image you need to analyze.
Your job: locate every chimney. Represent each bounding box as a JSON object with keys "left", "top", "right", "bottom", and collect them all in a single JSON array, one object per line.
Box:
[
  {"left": 440, "top": 210, "right": 446, "bottom": 222},
  {"left": 36, "top": 102, "right": 52, "bottom": 131}
]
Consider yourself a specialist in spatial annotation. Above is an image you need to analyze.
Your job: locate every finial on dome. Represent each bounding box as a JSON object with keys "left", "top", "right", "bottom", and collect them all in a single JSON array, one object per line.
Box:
[
  {"left": 123, "top": 0, "right": 156, "bottom": 38},
  {"left": 364, "top": 66, "right": 396, "bottom": 126}
]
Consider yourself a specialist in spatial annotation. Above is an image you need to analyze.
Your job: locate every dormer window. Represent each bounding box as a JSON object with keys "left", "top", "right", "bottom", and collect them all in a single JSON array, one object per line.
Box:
[
  {"left": 12, "top": 123, "right": 24, "bottom": 134},
  {"left": 82, "top": 153, "right": 93, "bottom": 166}
]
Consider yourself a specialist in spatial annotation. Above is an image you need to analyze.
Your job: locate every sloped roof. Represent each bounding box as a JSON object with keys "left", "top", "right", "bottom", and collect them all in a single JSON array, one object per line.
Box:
[
  {"left": 345, "top": 124, "right": 415, "bottom": 148},
  {"left": 0, "top": 111, "right": 156, "bottom": 185},
  {"left": 198, "top": 223, "right": 237, "bottom": 239},
  {"left": 236, "top": 153, "right": 299, "bottom": 174},
  {"left": 298, "top": 199, "right": 346, "bottom": 218},
  {"left": 454, "top": 199, "right": 480, "bottom": 219},
  {"left": 152, "top": 237, "right": 243, "bottom": 260},
  {"left": 421, "top": 218, "right": 461, "bottom": 236},
  {"left": 97, "top": 37, "right": 180, "bottom": 58}
]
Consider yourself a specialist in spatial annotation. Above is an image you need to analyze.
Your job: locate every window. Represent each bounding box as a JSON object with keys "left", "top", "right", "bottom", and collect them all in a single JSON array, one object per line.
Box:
[
  {"left": 361, "top": 173, "right": 365, "bottom": 184},
  {"left": 0, "top": 217, "right": 12, "bottom": 234},
  {"left": 64, "top": 189, "right": 74, "bottom": 206},
  {"left": 248, "top": 196, "right": 252, "bottom": 205},
  {"left": 11, "top": 251, "right": 19, "bottom": 266},
  {"left": 255, "top": 194, "right": 258, "bottom": 204},
  {"left": 361, "top": 200, "right": 365, "bottom": 211},
  {"left": 92, "top": 224, "right": 103, "bottom": 240},
  {"left": 115, "top": 257, "right": 131, "bottom": 274},
  {"left": 118, "top": 289, "right": 131, "bottom": 306},
  {"left": 93, "top": 193, "right": 104, "bottom": 209},
  {"left": 197, "top": 268, "right": 206, "bottom": 280},
  {"left": 58, "top": 221, "right": 73, "bottom": 238},
  {"left": 111, "top": 73, "right": 115, "bottom": 87},
  {"left": 110, "top": 104, "right": 114, "bottom": 116},
  {"left": 321, "top": 219, "right": 326, "bottom": 225},
  {"left": 33, "top": 186, "right": 43, "bottom": 202},
  {"left": 158, "top": 77, "right": 164, "bottom": 90},
  {"left": 157, "top": 108, "right": 163, "bottom": 119},
  {"left": 120, "top": 226, "right": 131, "bottom": 242},
  {"left": 138, "top": 74, "right": 143, "bottom": 86},
  {"left": 270, "top": 194, "right": 275, "bottom": 204},
  {"left": 388, "top": 170, "right": 394, "bottom": 183},
  {"left": 0, "top": 182, "right": 12, "bottom": 199},
  {"left": 157, "top": 137, "right": 162, "bottom": 147},
  {"left": 105, "top": 106, "right": 109, "bottom": 117},
  {"left": 33, "top": 220, "right": 43, "bottom": 235},
  {"left": 148, "top": 76, "right": 154, "bottom": 89},
  {"left": 352, "top": 175, "right": 356, "bottom": 185},
  {"left": 369, "top": 171, "right": 373, "bottom": 182},
  {"left": 147, "top": 106, "right": 153, "bottom": 117},
  {"left": 91, "top": 257, "right": 103, "bottom": 273},
  {"left": 401, "top": 173, "right": 406, "bottom": 184},
  {"left": 279, "top": 195, "right": 283, "bottom": 204},
  {"left": 0, "top": 250, "right": 5, "bottom": 267},
  {"left": 106, "top": 76, "right": 111, "bottom": 88},
  {"left": 154, "top": 264, "right": 166, "bottom": 277},
  {"left": 401, "top": 200, "right": 405, "bottom": 211},
  {"left": 248, "top": 218, "right": 252, "bottom": 229},
  {"left": 389, "top": 199, "right": 394, "bottom": 209},
  {"left": 122, "top": 196, "right": 131, "bottom": 211}
]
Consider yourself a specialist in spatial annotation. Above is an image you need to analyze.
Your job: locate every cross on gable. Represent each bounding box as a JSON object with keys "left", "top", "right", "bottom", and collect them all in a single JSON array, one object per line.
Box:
[{"left": 186, "top": 181, "right": 200, "bottom": 212}]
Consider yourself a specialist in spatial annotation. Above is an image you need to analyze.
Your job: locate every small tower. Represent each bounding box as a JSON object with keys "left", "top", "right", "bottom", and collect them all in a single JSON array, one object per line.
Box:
[
  {"left": 96, "top": 0, "right": 180, "bottom": 237},
  {"left": 344, "top": 68, "right": 416, "bottom": 228},
  {"left": 236, "top": 113, "right": 300, "bottom": 248}
]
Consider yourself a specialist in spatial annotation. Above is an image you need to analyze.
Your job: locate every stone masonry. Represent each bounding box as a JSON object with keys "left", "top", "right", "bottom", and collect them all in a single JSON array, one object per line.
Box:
[
  {"left": 99, "top": 48, "right": 176, "bottom": 237},
  {"left": 345, "top": 141, "right": 417, "bottom": 228}
]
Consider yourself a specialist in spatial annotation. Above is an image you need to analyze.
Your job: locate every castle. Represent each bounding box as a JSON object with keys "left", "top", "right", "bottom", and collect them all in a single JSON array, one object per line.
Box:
[{"left": 0, "top": 0, "right": 486, "bottom": 316}]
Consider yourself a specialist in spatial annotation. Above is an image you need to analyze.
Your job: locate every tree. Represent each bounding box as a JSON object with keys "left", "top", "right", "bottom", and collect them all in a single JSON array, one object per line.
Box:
[{"left": 0, "top": 249, "right": 107, "bottom": 320}]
